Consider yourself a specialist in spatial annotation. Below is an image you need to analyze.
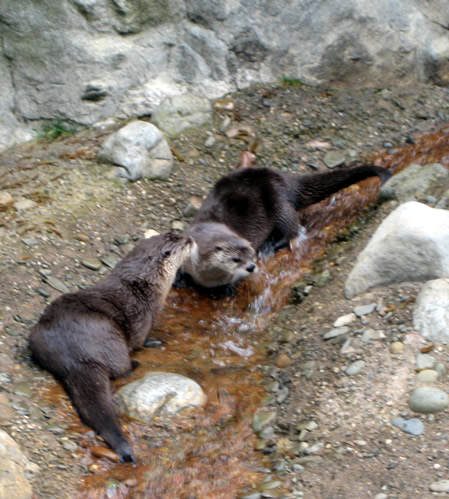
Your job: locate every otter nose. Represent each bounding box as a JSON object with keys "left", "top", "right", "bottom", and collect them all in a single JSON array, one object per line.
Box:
[{"left": 246, "top": 263, "right": 256, "bottom": 273}]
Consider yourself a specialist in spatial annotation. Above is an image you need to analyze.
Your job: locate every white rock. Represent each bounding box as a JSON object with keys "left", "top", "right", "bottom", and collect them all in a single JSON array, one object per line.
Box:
[
  {"left": 413, "top": 278, "right": 449, "bottom": 343},
  {"left": 333, "top": 313, "right": 356, "bottom": 328},
  {"left": 0, "top": 430, "right": 39, "bottom": 499},
  {"left": 345, "top": 202, "right": 449, "bottom": 298},
  {"left": 99, "top": 121, "right": 173, "bottom": 181},
  {"left": 116, "top": 372, "right": 207, "bottom": 423}
]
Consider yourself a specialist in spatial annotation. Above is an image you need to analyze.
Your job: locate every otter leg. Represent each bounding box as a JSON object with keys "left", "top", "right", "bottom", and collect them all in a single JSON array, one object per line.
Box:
[{"left": 63, "top": 365, "right": 135, "bottom": 463}]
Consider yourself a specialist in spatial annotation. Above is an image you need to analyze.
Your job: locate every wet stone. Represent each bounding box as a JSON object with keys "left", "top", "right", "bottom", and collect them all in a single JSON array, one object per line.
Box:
[
  {"left": 353, "top": 303, "right": 377, "bottom": 317},
  {"left": 391, "top": 417, "right": 424, "bottom": 436},
  {"left": 361, "top": 328, "right": 385, "bottom": 343},
  {"left": 253, "top": 411, "right": 277, "bottom": 433},
  {"left": 62, "top": 440, "right": 78, "bottom": 452},
  {"left": 345, "top": 360, "right": 366, "bottom": 376},
  {"left": 80, "top": 258, "right": 102, "bottom": 271},
  {"left": 409, "top": 387, "right": 449, "bottom": 414}
]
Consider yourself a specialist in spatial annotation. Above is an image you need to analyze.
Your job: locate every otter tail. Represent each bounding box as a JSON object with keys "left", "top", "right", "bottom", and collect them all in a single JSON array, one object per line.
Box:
[
  {"left": 290, "top": 165, "right": 392, "bottom": 210},
  {"left": 63, "top": 365, "right": 135, "bottom": 462}
]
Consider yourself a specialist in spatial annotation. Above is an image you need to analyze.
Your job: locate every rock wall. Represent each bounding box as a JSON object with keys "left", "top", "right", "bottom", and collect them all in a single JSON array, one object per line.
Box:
[{"left": 1, "top": 0, "right": 449, "bottom": 151}]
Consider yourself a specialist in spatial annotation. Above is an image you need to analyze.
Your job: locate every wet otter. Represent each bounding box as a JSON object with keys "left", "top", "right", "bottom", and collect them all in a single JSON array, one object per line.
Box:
[
  {"left": 29, "top": 232, "right": 196, "bottom": 463},
  {"left": 179, "top": 165, "right": 391, "bottom": 295}
]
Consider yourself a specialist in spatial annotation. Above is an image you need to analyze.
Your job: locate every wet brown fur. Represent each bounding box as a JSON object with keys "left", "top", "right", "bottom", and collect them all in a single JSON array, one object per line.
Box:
[
  {"left": 181, "top": 165, "right": 391, "bottom": 291},
  {"left": 29, "top": 233, "right": 195, "bottom": 462}
]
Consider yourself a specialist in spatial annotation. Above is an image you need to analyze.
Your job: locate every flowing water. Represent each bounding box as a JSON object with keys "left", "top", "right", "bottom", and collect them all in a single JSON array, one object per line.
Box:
[{"left": 40, "top": 124, "right": 449, "bottom": 498}]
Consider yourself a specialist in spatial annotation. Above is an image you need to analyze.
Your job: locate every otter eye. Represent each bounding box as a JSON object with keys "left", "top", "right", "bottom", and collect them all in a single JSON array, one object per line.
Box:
[
  {"left": 232, "top": 257, "right": 242, "bottom": 263},
  {"left": 162, "top": 249, "right": 172, "bottom": 257},
  {"left": 215, "top": 245, "right": 223, "bottom": 251}
]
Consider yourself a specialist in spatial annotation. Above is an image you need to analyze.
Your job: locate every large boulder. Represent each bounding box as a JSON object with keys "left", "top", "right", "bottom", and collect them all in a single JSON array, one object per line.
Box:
[
  {"left": 345, "top": 201, "right": 449, "bottom": 298},
  {"left": 413, "top": 278, "right": 449, "bottom": 344},
  {"left": 1, "top": 0, "right": 449, "bottom": 151},
  {"left": 0, "top": 430, "right": 39, "bottom": 499}
]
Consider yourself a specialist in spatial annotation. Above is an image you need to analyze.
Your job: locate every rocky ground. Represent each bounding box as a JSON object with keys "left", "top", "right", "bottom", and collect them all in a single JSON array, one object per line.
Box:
[{"left": 1, "top": 81, "right": 449, "bottom": 498}]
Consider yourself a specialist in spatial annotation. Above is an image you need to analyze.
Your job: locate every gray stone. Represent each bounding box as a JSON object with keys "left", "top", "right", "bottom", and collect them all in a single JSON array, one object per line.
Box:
[
  {"left": 345, "top": 360, "right": 366, "bottom": 376},
  {"left": 379, "top": 163, "right": 449, "bottom": 203},
  {"left": 0, "top": 430, "right": 39, "bottom": 499},
  {"left": 323, "top": 151, "right": 346, "bottom": 169},
  {"left": 353, "top": 303, "right": 377, "bottom": 317},
  {"left": 99, "top": 121, "right": 173, "bottom": 181},
  {"left": 345, "top": 202, "right": 449, "bottom": 298},
  {"left": 43, "top": 276, "right": 69, "bottom": 294},
  {"left": 430, "top": 480, "right": 449, "bottom": 493},
  {"left": 252, "top": 411, "right": 277, "bottom": 433},
  {"left": 408, "top": 386, "right": 449, "bottom": 414},
  {"left": 323, "top": 326, "right": 350, "bottom": 340},
  {"left": 413, "top": 278, "right": 449, "bottom": 344},
  {"left": 391, "top": 417, "right": 424, "bottom": 436},
  {"left": 151, "top": 94, "right": 212, "bottom": 137},
  {"left": 361, "top": 328, "right": 385, "bottom": 343},
  {"left": 116, "top": 372, "right": 206, "bottom": 422},
  {"left": 416, "top": 369, "right": 439, "bottom": 383},
  {"left": 80, "top": 258, "right": 103, "bottom": 271},
  {"left": 415, "top": 353, "right": 436, "bottom": 370}
]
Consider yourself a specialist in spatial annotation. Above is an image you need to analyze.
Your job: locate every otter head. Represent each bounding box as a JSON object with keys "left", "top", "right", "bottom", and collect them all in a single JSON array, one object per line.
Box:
[{"left": 183, "top": 223, "right": 257, "bottom": 288}]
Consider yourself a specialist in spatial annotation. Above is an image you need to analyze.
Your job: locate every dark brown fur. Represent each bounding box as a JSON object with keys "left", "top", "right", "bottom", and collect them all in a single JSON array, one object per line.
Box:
[
  {"left": 29, "top": 232, "right": 195, "bottom": 462},
  {"left": 180, "top": 165, "right": 391, "bottom": 292}
]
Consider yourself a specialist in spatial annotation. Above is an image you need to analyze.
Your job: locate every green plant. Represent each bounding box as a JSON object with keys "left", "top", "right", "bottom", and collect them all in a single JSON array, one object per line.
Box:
[
  {"left": 39, "top": 120, "right": 76, "bottom": 140},
  {"left": 281, "top": 76, "right": 305, "bottom": 88}
]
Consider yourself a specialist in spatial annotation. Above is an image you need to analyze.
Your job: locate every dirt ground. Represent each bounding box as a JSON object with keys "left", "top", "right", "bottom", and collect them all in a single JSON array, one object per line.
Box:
[{"left": 1, "top": 81, "right": 449, "bottom": 498}]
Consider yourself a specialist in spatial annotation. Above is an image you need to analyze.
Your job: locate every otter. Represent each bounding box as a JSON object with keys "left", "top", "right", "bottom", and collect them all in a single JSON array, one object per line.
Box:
[
  {"left": 29, "top": 232, "right": 196, "bottom": 463},
  {"left": 178, "top": 165, "right": 391, "bottom": 295}
]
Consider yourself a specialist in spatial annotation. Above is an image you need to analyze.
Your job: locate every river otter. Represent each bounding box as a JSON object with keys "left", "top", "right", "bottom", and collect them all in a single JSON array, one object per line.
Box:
[
  {"left": 178, "top": 165, "right": 391, "bottom": 294},
  {"left": 29, "top": 232, "right": 196, "bottom": 463}
]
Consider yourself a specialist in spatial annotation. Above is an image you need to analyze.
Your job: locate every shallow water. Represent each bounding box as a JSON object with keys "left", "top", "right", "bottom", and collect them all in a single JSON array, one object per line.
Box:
[{"left": 41, "top": 124, "right": 449, "bottom": 498}]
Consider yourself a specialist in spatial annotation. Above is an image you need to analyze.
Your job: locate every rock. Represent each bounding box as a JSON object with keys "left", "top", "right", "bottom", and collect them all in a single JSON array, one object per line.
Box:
[
  {"left": 390, "top": 342, "right": 404, "bottom": 354},
  {"left": 0, "top": 191, "right": 14, "bottom": 211},
  {"left": 379, "top": 163, "right": 449, "bottom": 202},
  {"left": 430, "top": 480, "right": 449, "bottom": 493},
  {"left": 116, "top": 372, "right": 206, "bottom": 422},
  {"left": 151, "top": 94, "right": 212, "bottom": 137},
  {"left": 333, "top": 313, "right": 356, "bottom": 327},
  {"left": 345, "top": 360, "right": 366, "bottom": 376},
  {"left": 0, "top": 429, "right": 39, "bottom": 499},
  {"left": 80, "top": 258, "right": 103, "bottom": 271},
  {"left": 415, "top": 353, "right": 436, "bottom": 370},
  {"left": 2, "top": 1, "right": 449, "bottom": 152},
  {"left": 361, "top": 328, "right": 385, "bottom": 343},
  {"left": 43, "top": 276, "right": 70, "bottom": 294},
  {"left": 100, "top": 255, "right": 121, "bottom": 269},
  {"left": 99, "top": 121, "right": 173, "bottom": 182},
  {"left": 413, "top": 278, "right": 449, "bottom": 343},
  {"left": 353, "top": 303, "right": 377, "bottom": 317},
  {"left": 345, "top": 202, "right": 449, "bottom": 298},
  {"left": 252, "top": 411, "right": 277, "bottom": 433},
  {"left": 323, "top": 151, "right": 345, "bottom": 168},
  {"left": 323, "top": 326, "right": 350, "bottom": 340},
  {"left": 416, "top": 369, "right": 439, "bottom": 383},
  {"left": 391, "top": 417, "right": 424, "bottom": 436},
  {"left": 408, "top": 387, "right": 449, "bottom": 414},
  {"left": 13, "top": 199, "right": 37, "bottom": 211},
  {"left": 275, "top": 353, "right": 292, "bottom": 368}
]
